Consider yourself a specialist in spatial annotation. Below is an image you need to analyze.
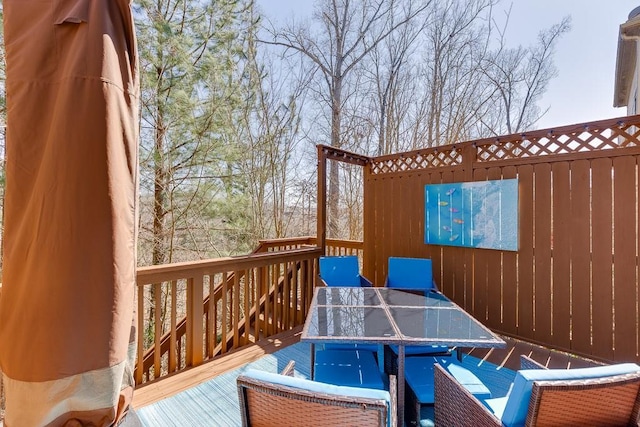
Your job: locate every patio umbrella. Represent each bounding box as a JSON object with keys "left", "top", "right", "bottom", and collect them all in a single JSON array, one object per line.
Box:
[{"left": 0, "top": 0, "right": 139, "bottom": 425}]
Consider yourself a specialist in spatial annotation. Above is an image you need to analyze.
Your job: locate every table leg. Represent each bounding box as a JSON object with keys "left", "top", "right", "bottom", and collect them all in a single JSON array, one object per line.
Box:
[
  {"left": 378, "top": 344, "right": 385, "bottom": 375},
  {"left": 398, "top": 345, "right": 405, "bottom": 426},
  {"left": 310, "top": 343, "right": 315, "bottom": 380},
  {"left": 457, "top": 347, "right": 465, "bottom": 362}
]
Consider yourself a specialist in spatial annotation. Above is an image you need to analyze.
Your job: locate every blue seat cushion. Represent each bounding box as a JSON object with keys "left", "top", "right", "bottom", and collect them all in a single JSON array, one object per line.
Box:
[
  {"left": 501, "top": 362, "right": 640, "bottom": 427},
  {"left": 324, "top": 343, "right": 380, "bottom": 353},
  {"left": 404, "top": 356, "right": 438, "bottom": 403},
  {"left": 483, "top": 396, "right": 508, "bottom": 419},
  {"left": 442, "top": 360, "right": 491, "bottom": 399},
  {"left": 405, "top": 356, "right": 491, "bottom": 404},
  {"left": 389, "top": 344, "right": 450, "bottom": 356},
  {"left": 314, "top": 349, "right": 385, "bottom": 390}
]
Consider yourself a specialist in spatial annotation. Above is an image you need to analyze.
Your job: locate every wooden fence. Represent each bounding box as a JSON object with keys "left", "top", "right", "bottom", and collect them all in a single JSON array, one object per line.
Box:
[{"left": 351, "top": 114, "right": 640, "bottom": 364}]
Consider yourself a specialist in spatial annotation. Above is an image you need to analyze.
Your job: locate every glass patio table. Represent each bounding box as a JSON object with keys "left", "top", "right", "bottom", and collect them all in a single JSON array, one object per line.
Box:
[{"left": 301, "top": 286, "right": 506, "bottom": 426}]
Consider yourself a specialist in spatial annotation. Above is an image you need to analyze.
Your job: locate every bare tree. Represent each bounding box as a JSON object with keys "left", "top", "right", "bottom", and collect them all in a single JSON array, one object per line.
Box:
[
  {"left": 363, "top": 0, "right": 568, "bottom": 152},
  {"left": 238, "top": 8, "right": 313, "bottom": 239},
  {"left": 481, "top": 11, "right": 571, "bottom": 134},
  {"left": 357, "top": 0, "right": 498, "bottom": 155},
  {"left": 262, "top": 0, "right": 430, "bottom": 238},
  {"left": 417, "top": 0, "right": 496, "bottom": 147},
  {"left": 367, "top": 7, "right": 426, "bottom": 155}
]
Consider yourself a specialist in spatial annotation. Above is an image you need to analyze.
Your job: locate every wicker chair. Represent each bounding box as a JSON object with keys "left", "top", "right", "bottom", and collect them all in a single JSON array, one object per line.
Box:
[
  {"left": 434, "top": 356, "right": 640, "bottom": 426},
  {"left": 237, "top": 361, "right": 397, "bottom": 427}
]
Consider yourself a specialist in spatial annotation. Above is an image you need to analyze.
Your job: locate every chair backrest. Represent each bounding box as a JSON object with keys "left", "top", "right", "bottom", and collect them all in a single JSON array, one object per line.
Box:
[
  {"left": 525, "top": 371, "right": 640, "bottom": 426},
  {"left": 319, "top": 256, "right": 361, "bottom": 287},
  {"left": 385, "top": 257, "right": 436, "bottom": 291},
  {"left": 237, "top": 367, "right": 392, "bottom": 427},
  {"left": 501, "top": 362, "right": 640, "bottom": 427}
]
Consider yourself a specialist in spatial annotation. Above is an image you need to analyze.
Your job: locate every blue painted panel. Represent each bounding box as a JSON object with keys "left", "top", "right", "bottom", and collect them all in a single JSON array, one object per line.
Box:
[{"left": 424, "top": 179, "right": 518, "bottom": 251}]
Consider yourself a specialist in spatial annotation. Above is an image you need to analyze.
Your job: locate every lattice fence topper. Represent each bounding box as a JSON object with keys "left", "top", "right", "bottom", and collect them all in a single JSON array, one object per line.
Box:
[
  {"left": 476, "top": 125, "right": 640, "bottom": 162},
  {"left": 370, "top": 148, "right": 463, "bottom": 174},
  {"left": 369, "top": 116, "right": 640, "bottom": 175}
]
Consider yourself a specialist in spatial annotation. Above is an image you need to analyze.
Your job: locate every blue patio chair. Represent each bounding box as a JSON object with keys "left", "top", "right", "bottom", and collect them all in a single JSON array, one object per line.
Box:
[
  {"left": 237, "top": 360, "right": 396, "bottom": 427},
  {"left": 403, "top": 354, "right": 493, "bottom": 425},
  {"left": 314, "top": 349, "right": 385, "bottom": 390},
  {"left": 319, "top": 255, "right": 372, "bottom": 287},
  {"left": 385, "top": 256, "right": 438, "bottom": 293},
  {"left": 318, "top": 256, "right": 380, "bottom": 355},
  {"left": 434, "top": 356, "right": 640, "bottom": 427},
  {"left": 384, "top": 257, "right": 450, "bottom": 374}
]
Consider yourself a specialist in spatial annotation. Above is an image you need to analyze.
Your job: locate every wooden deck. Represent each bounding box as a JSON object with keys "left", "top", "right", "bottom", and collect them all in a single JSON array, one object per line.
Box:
[
  {"left": 132, "top": 326, "right": 304, "bottom": 408},
  {"left": 133, "top": 326, "right": 603, "bottom": 409}
]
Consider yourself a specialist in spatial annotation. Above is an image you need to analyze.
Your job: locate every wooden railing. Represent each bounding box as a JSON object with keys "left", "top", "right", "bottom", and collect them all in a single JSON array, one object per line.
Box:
[
  {"left": 254, "top": 236, "right": 364, "bottom": 257},
  {"left": 135, "top": 238, "right": 363, "bottom": 385},
  {"left": 135, "top": 245, "right": 322, "bottom": 384}
]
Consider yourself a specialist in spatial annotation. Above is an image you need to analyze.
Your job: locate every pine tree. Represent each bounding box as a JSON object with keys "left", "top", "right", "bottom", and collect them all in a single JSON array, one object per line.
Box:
[{"left": 134, "top": 0, "right": 251, "bottom": 265}]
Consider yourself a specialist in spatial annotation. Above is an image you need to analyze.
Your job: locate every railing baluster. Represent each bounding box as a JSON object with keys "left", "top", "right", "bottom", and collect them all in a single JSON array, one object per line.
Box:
[
  {"left": 273, "top": 263, "right": 279, "bottom": 334},
  {"left": 221, "top": 272, "right": 228, "bottom": 354},
  {"left": 207, "top": 274, "right": 215, "bottom": 359},
  {"left": 135, "top": 283, "right": 145, "bottom": 383},
  {"left": 250, "top": 268, "right": 257, "bottom": 342},
  {"left": 233, "top": 272, "right": 241, "bottom": 349},
  {"left": 212, "top": 274, "right": 219, "bottom": 357},
  {"left": 283, "top": 262, "right": 290, "bottom": 329},
  {"left": 243, "top": 269, "right": 250, "bottom": 345},
  {"left": 292, "top": 260, "right": 300, "bottom": 325},
  {"left": 260, "top": 266, "right": 268, "bottom": 339},
  {"left": 169, "top": 280, "right": 177, "bottom": 373}
]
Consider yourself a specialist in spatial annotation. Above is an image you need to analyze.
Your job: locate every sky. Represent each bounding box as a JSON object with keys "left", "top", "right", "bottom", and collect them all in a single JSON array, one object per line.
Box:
[{"left": 257, "top": 0, "right": 640, "bottom": 131}]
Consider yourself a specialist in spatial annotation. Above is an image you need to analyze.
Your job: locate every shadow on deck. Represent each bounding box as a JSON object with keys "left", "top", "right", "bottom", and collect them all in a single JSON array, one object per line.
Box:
[{"left": 462, "top": 334, "right": 605, "bottom": 371}]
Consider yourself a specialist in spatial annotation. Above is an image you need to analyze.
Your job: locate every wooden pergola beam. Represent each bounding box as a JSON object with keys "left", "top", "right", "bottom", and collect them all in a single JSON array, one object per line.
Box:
[{"left": 316, "top": 145, "right": 371, "bottom": 254}]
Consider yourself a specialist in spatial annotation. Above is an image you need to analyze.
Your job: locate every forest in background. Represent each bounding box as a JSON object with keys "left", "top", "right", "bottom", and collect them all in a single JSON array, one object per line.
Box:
[{"left": 0, "top": 0, "right": 569, "bottom": 268}]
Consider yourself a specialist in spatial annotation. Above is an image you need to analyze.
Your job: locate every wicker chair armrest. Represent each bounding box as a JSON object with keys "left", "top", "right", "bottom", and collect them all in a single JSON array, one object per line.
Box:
[
  {"left": 280, "top": 360, "right": 296, "bottom": 376},
  {"left": 520, "top": 355, "right": 547, "bottom": 370},
  {"left": 388, "top": 374, "right": 397, "bottom": 427},
  {"left": 434, "top": 363, "right": 501, "bottom": 427},
  {"left": 237, "top": 370, "right": 391, "bottom": 427}
]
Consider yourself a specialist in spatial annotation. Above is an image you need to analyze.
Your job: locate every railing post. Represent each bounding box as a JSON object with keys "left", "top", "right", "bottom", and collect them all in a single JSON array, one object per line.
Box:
[
  {"left": 317, "top": 145, "right": 327, "bottom": 254},
  {"left": 187, "top": 276, "right": 204, "bottom": 366},
  {"left": 136, "top": 284, "right": 145, "bottom": 383},
  {"left": 169, "top": 280, "right": 178, "bottom": 372},
  {"left": 462, "top": 143, "right": 477, "bottom": 181},
  {"left": 363, "top": 161, "right": 374, "bottom": 283}
]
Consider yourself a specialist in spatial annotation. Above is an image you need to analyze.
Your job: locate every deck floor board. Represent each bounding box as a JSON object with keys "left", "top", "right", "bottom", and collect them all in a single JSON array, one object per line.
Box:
[{"left": 133, "top": 326, "right": 304, "bottom": 409}]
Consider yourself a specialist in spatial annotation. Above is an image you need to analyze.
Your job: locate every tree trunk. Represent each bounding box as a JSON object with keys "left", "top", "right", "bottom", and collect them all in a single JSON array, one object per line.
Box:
[{"left": 328, "top": 73, "right": 342, "bottom": 238}]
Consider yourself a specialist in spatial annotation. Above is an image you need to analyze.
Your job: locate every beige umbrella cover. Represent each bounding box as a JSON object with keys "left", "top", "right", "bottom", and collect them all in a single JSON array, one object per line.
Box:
[{"left": 0, "top": 0, "right": 139, "bottom": 425}]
